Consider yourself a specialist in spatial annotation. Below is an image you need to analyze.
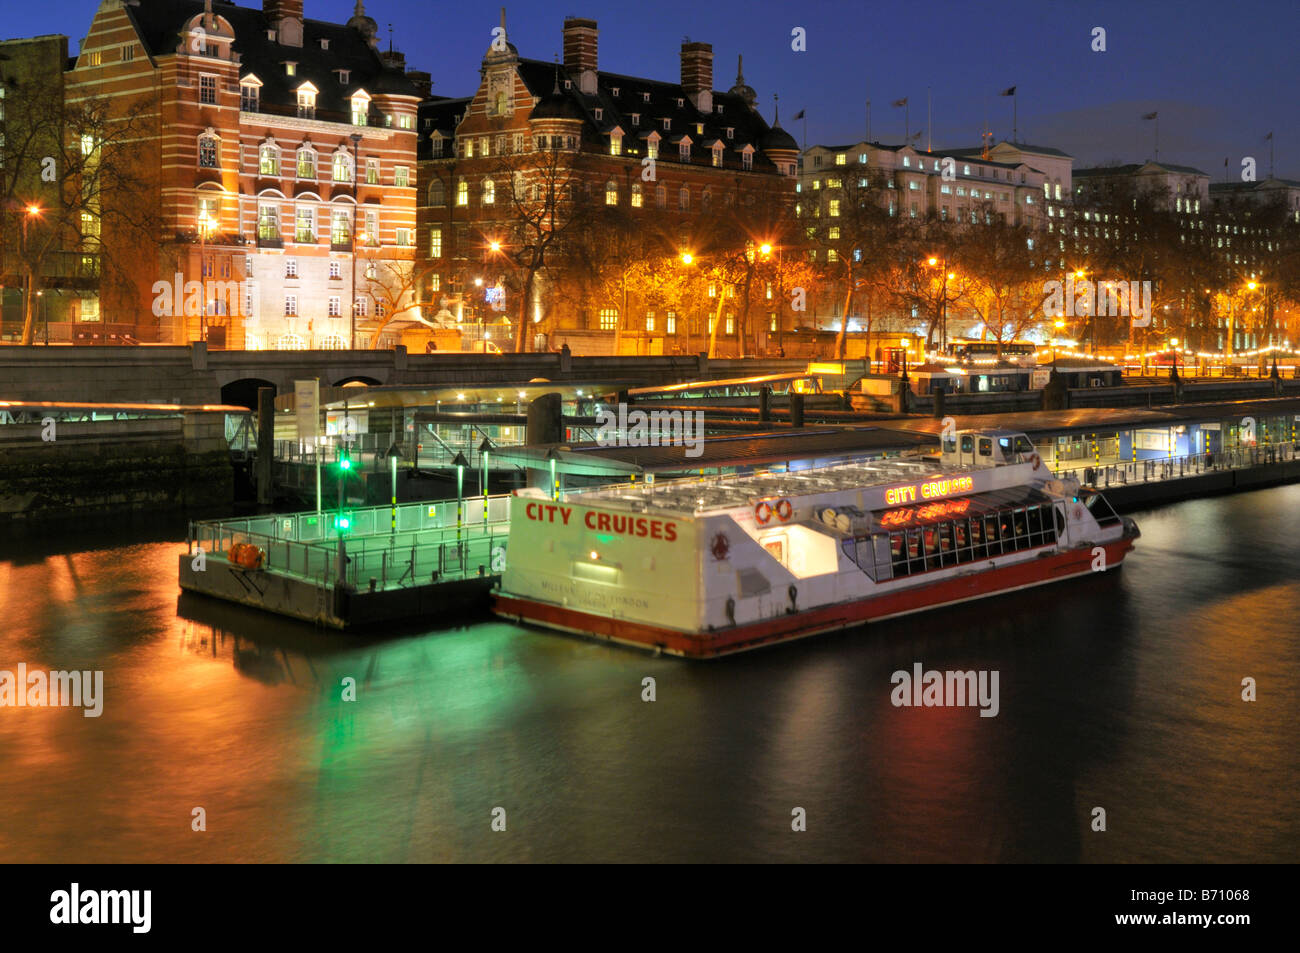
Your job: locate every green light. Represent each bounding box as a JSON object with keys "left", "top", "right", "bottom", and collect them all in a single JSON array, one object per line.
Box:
[
  {"left": 334, "top": 515, "right": 352, "bottom": 531},
  {"left": 339, "top": 458, "right": 352, "bottom": 470}
]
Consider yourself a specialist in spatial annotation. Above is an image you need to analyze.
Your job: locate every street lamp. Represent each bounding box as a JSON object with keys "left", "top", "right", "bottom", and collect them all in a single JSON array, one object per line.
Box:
[
  {"left": 348, "top": 132, "right": 363, "bottom": 350},
  {"left": 19, "top": 204, "right": 43, "bottom": 345},
  {"left": 925, "top": 255, "right": 951, "bottom": 353},
  {"left": 197, "top": 210, "right": 214, "bottom": 344}
]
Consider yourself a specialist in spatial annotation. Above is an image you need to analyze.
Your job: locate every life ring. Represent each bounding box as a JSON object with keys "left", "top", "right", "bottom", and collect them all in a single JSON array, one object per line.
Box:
[
  {"left": 775, "top": 498, "right": 793, "bottom": 522},
  {"left": 755, "top": 500, "right": 774, "bottom": 525},
  {"left": 1028, "top": 453, "right": 1042, "bottom": 471}
]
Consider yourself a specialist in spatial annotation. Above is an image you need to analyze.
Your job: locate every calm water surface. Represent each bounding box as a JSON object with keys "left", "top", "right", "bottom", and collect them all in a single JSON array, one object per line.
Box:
[{"left": 1, "top": 489, "right": 1297, "bottom": 862}]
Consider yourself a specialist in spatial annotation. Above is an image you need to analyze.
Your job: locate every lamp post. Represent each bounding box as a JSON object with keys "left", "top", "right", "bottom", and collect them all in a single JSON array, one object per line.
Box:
[
  {"left": 335, "top": 450, "right": 352, "bottom": 588},
  {"left": 926, "top": 255, "right": 952, "bottom": 353},
  {"left": 19, "top": 203, "right": 43, "bottom": 345},
  {"left": 386, "top": 442, "right": 402, "bottom": 536},
  {"left": 451, "top": 451, "right": 469, "bottom": 542},
  {"left": 197, "top": 210, "right": 214, "bottom": 343},
  {"left": 478, "top": 436, "right": 493, "bottom": 525},
  {"left": 348, "top": 132, "right": 363, "bottom": 350}
]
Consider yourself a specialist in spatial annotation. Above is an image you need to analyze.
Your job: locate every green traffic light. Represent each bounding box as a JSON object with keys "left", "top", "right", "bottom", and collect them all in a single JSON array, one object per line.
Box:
[{"left": 339, "top": 458, "right": 352, "bottom": 470}]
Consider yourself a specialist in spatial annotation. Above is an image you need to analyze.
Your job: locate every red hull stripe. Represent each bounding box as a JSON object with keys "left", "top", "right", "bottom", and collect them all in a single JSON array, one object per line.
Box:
[{"left": 494, "top": 539, "right": 1135, "bottom": 658}]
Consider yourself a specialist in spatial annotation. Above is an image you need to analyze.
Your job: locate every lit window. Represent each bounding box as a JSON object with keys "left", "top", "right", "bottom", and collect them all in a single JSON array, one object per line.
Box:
[
  {"left": 835, "top": 154, "right": 846, "bottom": 165},
  {"left": 297, "top": 148, "right": 315, "bottom": 179},
  {"left": 257, "top": 205, "right": 279, "bottom": 241},
  {"left": 666, "top": 312, "right": 676, "bottom": 334},
  {"left": 457, "top": 178, "right": 468, "bottom": 206},
  {"left": 332, "top": 152, "right": 353, "bottom": 183},
  {"left": 331, "top": 209, "right": 350, "bottom": 245},
  {"left": 364, "top": 211, "right": 378, "bottom": 245},
  {"left": 198, "top": 135, "right": 219, "bottom": 169},
  {"left": 631, "top": 183, "right": 642, "bottom": 208},
  {"left": 396, "top": 228, "right": 411, "bottom": 247},
  {"left": 605, "top": 180, "right": 618, "bottom": 205},
  {"left": 351, "top": 94, "right": 369, "bottom": 126},
  {"left": 598, "top": 308, "right": 618, "bottom": 330},
  {"left": 199, "top": 75, "right": 217, "bottom": 105},
  {"left": 366, "top": 159, "right": 379, "bottom": 185},
  {"left": 829, "top": 199, "right": 840, "bottom": 217},
  {"left": 645, "top": 312, "right": 655, "bottom": 332},
  {"left": 712, "top": 145, "right": 723, "bottom": 168},
  {"left": 610, "top": 133, "right": 622, "bottom": 155},
  {"left": 429, "top": 228, "right": 442, "bottom": 258},
  {"left": 482, "top": 178, "right": 495, "bottom": 204},
  {"left": 294, "top": 207, "right": 314, "bottom": 243},
  {"left": 297, "top": 88, "right": 316, "bottom": 119},
  {"left": 395, "top": 166, "right": 408, "bottom": 188}
]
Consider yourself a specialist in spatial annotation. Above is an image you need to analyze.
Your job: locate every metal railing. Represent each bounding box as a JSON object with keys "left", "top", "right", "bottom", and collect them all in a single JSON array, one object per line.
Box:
[
  {"left": 188, "top": 494, "right": 513, "bottom": 590},
  {"left": 1058, "top": 441, "right": 1298, "bottom": 489}
]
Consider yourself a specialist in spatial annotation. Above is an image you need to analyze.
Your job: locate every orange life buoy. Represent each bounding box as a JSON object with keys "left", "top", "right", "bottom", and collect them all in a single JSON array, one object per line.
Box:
[
  {"left": 775, "top": 498, "right": 793, "bottom": 522},
  {"left": 1029, "top": 452, "right": 1042, "bottom": 471},
  {"left": 755, "top": 500, "right": 774, "bottom": 525}
]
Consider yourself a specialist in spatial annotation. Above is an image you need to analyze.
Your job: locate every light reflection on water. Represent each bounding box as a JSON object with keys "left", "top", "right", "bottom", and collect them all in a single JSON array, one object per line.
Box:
[{"left": 1, "top": 487, "right": 1297, "bottom": 862}]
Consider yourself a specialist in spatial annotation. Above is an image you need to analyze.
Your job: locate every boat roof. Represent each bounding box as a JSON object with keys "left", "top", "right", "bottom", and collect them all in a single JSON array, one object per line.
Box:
[{"left": 567, "top": 456, "right": 969, "bottom": 517}]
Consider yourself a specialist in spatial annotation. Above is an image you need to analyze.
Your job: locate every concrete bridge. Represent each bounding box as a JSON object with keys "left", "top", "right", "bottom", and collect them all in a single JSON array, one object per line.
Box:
[{"left": 0, "top": 344, "right": 807, "bottom": 408}]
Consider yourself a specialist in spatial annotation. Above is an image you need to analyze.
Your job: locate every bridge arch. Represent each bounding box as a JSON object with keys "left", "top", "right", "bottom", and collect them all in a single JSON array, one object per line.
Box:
[
  {"left": 331, "top": 375, "right": 383, "bottom": 388},
  {"left": 221, "top": 377, "right": 278, "bottom": 409}
]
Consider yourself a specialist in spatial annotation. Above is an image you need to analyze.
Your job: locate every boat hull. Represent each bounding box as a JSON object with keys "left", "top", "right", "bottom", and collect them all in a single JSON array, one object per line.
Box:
[{"left": 493, "top": 537, "right": 1136, "bottom": 658}]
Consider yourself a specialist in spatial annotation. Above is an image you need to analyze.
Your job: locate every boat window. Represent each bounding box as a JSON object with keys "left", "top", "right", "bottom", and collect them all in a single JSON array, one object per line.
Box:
[
  {"left": 961, "top": 435, "right": 974, "bottom": 453},
  {"left": 906, "top": 529, "right": 925, "bottom": 573},
  {"left": 978, "top": 438, "right": 993, "bottom": 457},
  {"left": 953, "top": 521, "right": 968, "bottom": 548},
  {"left": 1054, "top": 505, "right": 1066, "bottom": 535},
  {"left": 1084, "top": 491, "right": 1122, "bottom": 526},
  {"left": 890, "top": 532, "right": 909, "bottom": 576},
  {"left": 1014, "top": 436, "right": 1036, "bottom": 456},
  {"left": 942, "top": 434, "right": 957, "bottom": 454}
]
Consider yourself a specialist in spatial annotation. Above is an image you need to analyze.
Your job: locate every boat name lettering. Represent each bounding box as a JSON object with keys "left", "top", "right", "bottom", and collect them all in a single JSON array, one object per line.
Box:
[
  {"left": 884, "top": 476, "right": 974, "bottom": 506},
  {"left": 583, "top": 509, "right": 678, "bottom": 541},
  {"left": 524, "top": 502, "right": 574, "bottom": 524}
]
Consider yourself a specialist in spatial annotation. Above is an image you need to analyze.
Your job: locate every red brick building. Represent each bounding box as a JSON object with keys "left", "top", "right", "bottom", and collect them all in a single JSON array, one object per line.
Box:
[
  {"left": 417, "top": 16, "right": 799, "bottom": 353},
  {"left": 65, "top": 0, "right": 424, "bottom": 347}
]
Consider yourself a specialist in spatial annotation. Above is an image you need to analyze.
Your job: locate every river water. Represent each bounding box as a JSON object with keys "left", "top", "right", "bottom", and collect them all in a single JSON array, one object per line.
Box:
[{"left": 1, "top": 488, "right": 1297, "bottom": 863}]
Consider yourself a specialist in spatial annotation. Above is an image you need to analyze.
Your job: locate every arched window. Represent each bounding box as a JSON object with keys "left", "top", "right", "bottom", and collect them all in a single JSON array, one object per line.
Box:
[
  {"left": 482, "top": 178, "right": 495, "bottom": 205},
  {"left": 631, "top": 183, "right": 642, "bottom": 208},
  {"left": 456, "top": 177, "right": 468, "bottom": 206},
  {"left": 701, "top": 188, "right": 711, "bottom": 212},
  {"left": 259, "top": 143, "right": 280, "bottom": 175},
  {"left": 276, "top": 333, "right": 304, "bottom": 350},
  {"left": 319, "top": 334, "right": 347, "bottom": 350},
  {"left": 428, "top": 180, "right": 445, "bottom": 206},
  {"left": 605, "top": 179, "right": 618, "bottom": 205},
  {"left": 678, "top": 186, "right": 689, "bottom": 211},
  {"left": 655, "top": 184, "right": 666, "bottom": 208},
  {"left": 332, "top": 151, "right": 353, "bottom": 183},
  {"left": 495, "top": 90, "right": 507, "bottom": 115}
]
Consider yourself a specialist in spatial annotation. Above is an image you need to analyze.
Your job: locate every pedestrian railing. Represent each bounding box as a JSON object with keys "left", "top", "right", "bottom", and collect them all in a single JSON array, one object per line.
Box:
[
  {"left": 1057, "top": 441, "right": 1298, "bottom": 489},
  {"left": 187, "top": 494, "right": 513, "bottom": 591}
]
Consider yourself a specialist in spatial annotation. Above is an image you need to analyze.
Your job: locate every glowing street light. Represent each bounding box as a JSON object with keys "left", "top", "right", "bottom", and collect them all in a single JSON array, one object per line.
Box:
[
  {"left": 760, "top": 243, "right": 773, "bottom": 256},
  {"left": 680, "top": 252, "right": 693, "bottom": 265}
]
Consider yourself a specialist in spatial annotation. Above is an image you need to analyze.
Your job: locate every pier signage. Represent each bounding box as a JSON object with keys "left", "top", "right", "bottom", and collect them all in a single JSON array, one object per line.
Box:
[{"left": 295, "top": 379, "right": 319, "bottom": 443}]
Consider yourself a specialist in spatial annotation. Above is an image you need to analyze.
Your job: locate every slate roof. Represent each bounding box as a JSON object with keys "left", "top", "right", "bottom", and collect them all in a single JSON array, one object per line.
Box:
[
  {"left": 417, "top": 53, "right": 787, "bottom": 173},
  {"left": 122, "top": 0, "right": 419, "bottom": 122},
  {"left": 1075, "top": 162, "right": 1208, "bottom": 178}
]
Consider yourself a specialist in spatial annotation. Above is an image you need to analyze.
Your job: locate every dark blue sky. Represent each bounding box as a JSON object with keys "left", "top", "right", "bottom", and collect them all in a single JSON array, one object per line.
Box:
[{"left": 10, "top": 0, "right": 1298, "bottom": 178}]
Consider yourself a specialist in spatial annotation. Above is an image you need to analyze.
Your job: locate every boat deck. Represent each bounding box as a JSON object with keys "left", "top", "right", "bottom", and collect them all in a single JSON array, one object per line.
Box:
[{"left": 567, "top": 456, "right": 971, "bottom": 517}]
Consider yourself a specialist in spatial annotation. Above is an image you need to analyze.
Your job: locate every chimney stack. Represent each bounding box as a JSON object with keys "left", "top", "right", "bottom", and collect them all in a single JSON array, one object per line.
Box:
[
  {"left": 680, "top": 41, "right": 713, "bottom": 114},
  {"left": 562, "top": 17, "right": 598, "bottom": 95},
  {"left": 406, "top": 70, "right": 432, "bottom": 99},
  {"left": 264, "top": 0, "right": 304, "bottom": 47}
]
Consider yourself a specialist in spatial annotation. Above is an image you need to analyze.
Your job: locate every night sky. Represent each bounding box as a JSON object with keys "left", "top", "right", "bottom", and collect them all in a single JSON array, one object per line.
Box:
[{"left": 8, "top": 0, "right": 1297, "bottom": 179}]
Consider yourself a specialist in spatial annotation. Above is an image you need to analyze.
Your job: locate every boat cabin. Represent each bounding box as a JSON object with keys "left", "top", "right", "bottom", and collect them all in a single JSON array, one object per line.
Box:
[{"left": 939, "top": 429, "right": 1039, "bottom": 469}]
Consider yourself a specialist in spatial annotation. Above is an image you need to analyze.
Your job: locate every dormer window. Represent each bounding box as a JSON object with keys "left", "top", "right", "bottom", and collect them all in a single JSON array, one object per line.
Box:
[
  {"left": 320, "top": 39, "right": 330, "bottom": 51},
  {"left": 631, "top": 113, "right": 640, "bottom": 126},
  {"left": 594, "top": 107, "right": 603, "bottom": 121},
  {"left": 679, "top": 141, "right": 691, "bottom": 162},
  {"left": 610, "top": 131, "right": 622, "bottom": 155},
  {"left": 351, "top": 92, "right": 370, "bottom": 126},
  {"left": 642, "top": 91, "right": 650, "bottom": 103},
  {"left": 726, "top": 127, "right": 734, "bottom": 139},
  {"left": 711, "top": 143, "right": 723, "bottom": 167},
  {"left": 662, "top": 118, "right": 671, "bottom": 131},
  {"left": 240, "top": 79, "right": 260, "bottom": 113},
  {"left": 296, "top": 85, "right": 317, "bottom": 119},
  {"left": 564, "top": 79, "right": 572, "bottom": 90},
  {"left": 338, "top": 69, "right": 350, "bottom": 85},
  {"left": 716, "top": 104, "right": 724, "bottom": 114},
  {"left": 646, "top": 135, "right": 659, "bottom": 160},
  {"left": 676, "top": 98, "right": 684, "bottom": 108},
  {"left": 285, "top": 62, "right": 297, "bottom": 77},
  {"left": 610, "top": 87, "right": 619, "bottom": 97},
  {"left": 266, "top": 30, "right": 275, "bottom": 41}
]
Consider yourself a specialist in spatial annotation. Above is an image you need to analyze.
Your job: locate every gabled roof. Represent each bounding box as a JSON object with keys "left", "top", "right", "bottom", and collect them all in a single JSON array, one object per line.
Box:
[{"left": 119, "top": 0, "right": 419, "bottom": 120}]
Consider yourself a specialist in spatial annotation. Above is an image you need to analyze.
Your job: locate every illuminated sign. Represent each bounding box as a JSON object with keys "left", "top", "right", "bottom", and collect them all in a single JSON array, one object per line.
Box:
[
  {"left": 880, "top": 498, "right": 972, "bottom": 528},
  {"left": 883, "top": 476, "right": 974, "bottom": 506}
]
